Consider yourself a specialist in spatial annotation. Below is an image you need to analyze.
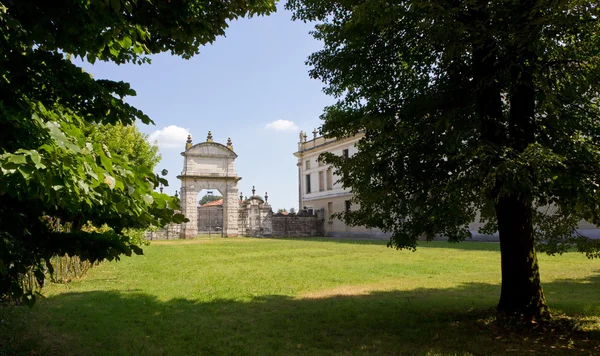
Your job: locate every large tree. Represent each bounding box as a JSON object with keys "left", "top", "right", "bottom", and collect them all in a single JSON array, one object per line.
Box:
[
  {"left": 287, "top": 0, "right": 600, "bottom": 318},
  {"left": 0, "top": 0, "right": 275, "bottom": 304}
]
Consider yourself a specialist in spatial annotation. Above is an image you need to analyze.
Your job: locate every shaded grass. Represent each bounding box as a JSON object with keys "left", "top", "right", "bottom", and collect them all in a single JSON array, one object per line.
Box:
[{"left": 2, "top": 238, "right": 599, "bottom": 355}]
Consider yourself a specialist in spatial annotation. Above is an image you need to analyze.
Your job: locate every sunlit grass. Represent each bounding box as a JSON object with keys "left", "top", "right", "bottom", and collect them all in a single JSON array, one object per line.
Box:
[{"left": 2, "top": 238, "right": 599, "bottom": 355}]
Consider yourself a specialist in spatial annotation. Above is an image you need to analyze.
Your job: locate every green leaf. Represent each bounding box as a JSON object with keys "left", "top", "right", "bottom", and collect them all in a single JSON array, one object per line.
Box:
[
  {"left": 121, "top": 36, "right": 132, "bottom": 48},
  {"left": 46, "top": 122, "right": 69, "bottom": 149},
  {"left": 158, "top": 177, "right": 169, "bottom": 187},
  {"left": 109, "top": 46, "right": 119, "bottom": 57},
  {"left": 100, "top": 154, "right": 113, "bottom": 174},
  {"left": 142, "top": 194, "right": 154, "bottom": 205},
  {"left": 114, "top": 177, "right": 125, "bottom": 191},
  {"left": 18, "top": 165, "right": 34, "bottom": 179},
  {"left": 29, "top": 151, "right": 46, "bottom": 169},
  {"left": 8, "top": 154, "right": 27, "bottom": 165},
  {"left": 172, "top": 213, "right": 188, "bottom": 224}
]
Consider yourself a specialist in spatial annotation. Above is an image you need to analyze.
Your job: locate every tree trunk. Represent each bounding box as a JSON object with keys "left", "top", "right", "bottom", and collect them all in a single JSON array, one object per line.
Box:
[{"left": 495, "top": 195, "right": 550, "bottom": 319}]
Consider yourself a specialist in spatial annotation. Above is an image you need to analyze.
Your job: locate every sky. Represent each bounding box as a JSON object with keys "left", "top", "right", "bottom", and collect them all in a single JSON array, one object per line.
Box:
[{"left": 79, "top": 5, "right": 334, "bottom": 211}]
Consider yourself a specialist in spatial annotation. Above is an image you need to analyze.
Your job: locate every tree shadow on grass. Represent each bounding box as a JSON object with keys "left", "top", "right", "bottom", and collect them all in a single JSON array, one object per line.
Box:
[
  {"left": 3, "top": 276, "right": 599, "bottom": 356},
  {"left": 270, "top": 236, "right": 503, "bottom": 252}
]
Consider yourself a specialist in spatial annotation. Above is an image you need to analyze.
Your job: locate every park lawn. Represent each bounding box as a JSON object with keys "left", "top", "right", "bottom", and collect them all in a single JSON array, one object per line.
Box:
[{"left": 1, "top": 238, "right": 599, "bottom": 355}]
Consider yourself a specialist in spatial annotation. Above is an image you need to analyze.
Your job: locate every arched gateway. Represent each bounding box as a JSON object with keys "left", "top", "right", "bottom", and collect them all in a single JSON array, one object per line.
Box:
[{"left": 178, "top": 132, "right": 241, "bottom": 238}]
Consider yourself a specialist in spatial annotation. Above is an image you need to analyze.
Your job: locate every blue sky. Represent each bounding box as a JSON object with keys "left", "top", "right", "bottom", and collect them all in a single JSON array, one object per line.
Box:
[{"left": 80, "top": 5, "right": 334, "bottom": 211}]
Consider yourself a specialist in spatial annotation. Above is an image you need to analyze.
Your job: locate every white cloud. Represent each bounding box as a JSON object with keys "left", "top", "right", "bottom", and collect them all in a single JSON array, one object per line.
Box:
[
  {"left": 265, "top": 119, "right": 298, "bottom": 132},
  {"left": 148, "top": 125, "right": 190, "bottom": 149}
]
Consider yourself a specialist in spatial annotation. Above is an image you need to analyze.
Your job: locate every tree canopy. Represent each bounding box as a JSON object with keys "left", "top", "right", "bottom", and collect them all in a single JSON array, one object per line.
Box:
[
  {"left": 0, "top": 0, "right": 276, "bottom": 304},
  {"left": 287, "top": 0, "right": 600, "bottom": 318},
  {"left": 199, "top": 194, "right": 223, "bottom": 206},
  {"left": 83, "top": 123, "right": 161, "bottom": 171}
]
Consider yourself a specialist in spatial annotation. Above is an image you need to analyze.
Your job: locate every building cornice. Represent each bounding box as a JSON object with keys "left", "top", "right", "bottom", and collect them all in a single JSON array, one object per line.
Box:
[
  {"left": 293, "top": 132, "right": 364, "bottom": 157},
  {"left": 177, "top": 175, "right": 242, "bottom": 182},
  {"left": 302, "top": 191, "right": 353, "bottom": 201}
]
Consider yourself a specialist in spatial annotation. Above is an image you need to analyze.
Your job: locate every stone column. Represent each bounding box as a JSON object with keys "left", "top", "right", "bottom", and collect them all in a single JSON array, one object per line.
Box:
[
  {"left": 223, "top": 184, "right": 239, "bottom": 237},
  {"left": 181, "top": 183, "right": 198, "bottom": 238}
]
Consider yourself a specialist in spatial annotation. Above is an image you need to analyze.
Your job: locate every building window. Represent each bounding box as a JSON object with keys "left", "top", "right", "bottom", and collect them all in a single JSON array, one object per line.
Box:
[
  {"left": 305, "top": 160, "right": 311, "bottom": 170},
  {"left": 326, "top": 168, "right": 333, "bottom": 190},
  {"left": 305, "top": 174, "right": 311, "bottom": 193},
  {"left": 345, "top": 200, "right": 351, "bottom": 212},
  {"left": 318, "top": 171, "right": 325, "bottom": 192},
  {"left": 343, "top": 149, "right": 349, "bottom": 158},
  {"left": 327, "top": 202, "right": 333, "bottom": 219}
]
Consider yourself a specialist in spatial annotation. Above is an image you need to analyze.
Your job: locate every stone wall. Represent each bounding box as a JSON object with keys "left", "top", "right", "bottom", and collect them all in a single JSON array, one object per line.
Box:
[
  {"left": 145, "top": 223, "right": 182, "bottom": 240},
  {"left": 272, "top": 214, "right": 324, "bottom": 237}
]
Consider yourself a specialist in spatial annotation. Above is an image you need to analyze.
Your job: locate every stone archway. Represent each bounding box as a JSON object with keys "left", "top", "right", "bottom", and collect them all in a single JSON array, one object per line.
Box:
[{"left": 177, "top": 132, "right": 241, "bottom": 238}]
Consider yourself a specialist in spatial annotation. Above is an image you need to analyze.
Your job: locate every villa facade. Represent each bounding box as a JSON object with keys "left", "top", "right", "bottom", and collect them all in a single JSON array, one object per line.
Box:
[
  {"left": 293, "top": 131, "right": 390, "bottom": 238},
  {"left": 293, "top": 130, "right": 600, "bottom": 240}
]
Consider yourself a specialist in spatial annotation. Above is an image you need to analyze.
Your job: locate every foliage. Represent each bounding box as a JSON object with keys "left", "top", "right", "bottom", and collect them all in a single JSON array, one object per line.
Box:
[
  {"left": 0, "top": 0, "right": 276, "bottom": 305},
  {"left": 289, "top": 208, "right": 296, "bottom": 214},
  {"left": 83, "top": 122, "right": 161, "bottom": 171},
  {"left": 2, "top": 239, "right": 599, "bottom": 354},
  {"left": 287, "top": 0, "right": 600, "bottom": 317},
  {"left": 199, "top": 194, "right": 223, "bottom": 206},
  {"left": 122, "top": 228, "right": 151, "bottom": 247},
  {"left": 277, "top": 208, "right": 288, "bottom": 213}
]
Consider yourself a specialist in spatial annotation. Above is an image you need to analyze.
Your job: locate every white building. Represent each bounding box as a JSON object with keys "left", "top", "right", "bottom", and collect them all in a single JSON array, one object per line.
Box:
[
  {"left": 293, "top": 130, "right": 390, "bottom": 238},
  {"left": 294, "top": 130, "right": 600, "bottom": 240}
]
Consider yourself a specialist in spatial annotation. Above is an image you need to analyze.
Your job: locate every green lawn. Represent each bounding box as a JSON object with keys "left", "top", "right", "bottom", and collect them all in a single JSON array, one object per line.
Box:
[{"left": 2, "top": 238, "right": 600, "bottom": 355}]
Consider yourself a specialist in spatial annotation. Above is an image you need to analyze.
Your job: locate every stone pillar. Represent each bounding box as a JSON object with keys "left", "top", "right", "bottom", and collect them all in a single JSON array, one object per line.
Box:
[
  {"left": 260, "top": 205, "right": 273, "bottom": 236},
  {"left": 182, "top": 184, "right": 198, "bottom": 238},
  {"left": 223, "top": 184, "right": 239, "bottom": 237}
]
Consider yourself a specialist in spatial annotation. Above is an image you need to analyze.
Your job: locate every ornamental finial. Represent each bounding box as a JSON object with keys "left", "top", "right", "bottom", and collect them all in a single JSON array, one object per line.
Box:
[
  {"left": 227, "top": 137, "right": 233, "bottom": 150},
  {"left": 185, "top": 135, "right": 192, "bottom": 150},
  {"left": 239, "top": 192, "right": 243, "bottom": 201},
  {"left": 265, "top": 192, "right": 268, "bottom": 202},
  {"left": 206, "top": 131, "right": 213, "bottom": 142},
  {"left": 312, "top": 128, "right": 318, "bottom": 140},
  {"left": 252, "top": 185, "right": 256, "bottom": 196}
]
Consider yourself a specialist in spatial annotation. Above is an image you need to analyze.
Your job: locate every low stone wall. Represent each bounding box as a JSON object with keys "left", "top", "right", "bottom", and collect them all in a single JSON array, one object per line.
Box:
[
  {"left": 272, "top": 215, "right": 324, "bottom": 237},
  {"left": 145, "top": 223, "right": 181, "bottom": 240}
]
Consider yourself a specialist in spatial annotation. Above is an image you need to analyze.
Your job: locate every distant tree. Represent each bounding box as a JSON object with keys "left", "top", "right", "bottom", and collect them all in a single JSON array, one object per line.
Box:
[
  {"left": 277, "top": 208, "right": 288, "bottom": 213},
  {"left": 200, "top": 194, "right": 223, "bottom": 206},
  {"left": 289, "top": 208, "right": 296, "bottom": 214},
  {"left": 0, "top": 0, "right": 276, "bottom": 305},
  {"left": 83, "top": 123, "right": 161, "bottom": 171},
  {"left": 288, "top": 0, "right": 600, "bottom": 319}
]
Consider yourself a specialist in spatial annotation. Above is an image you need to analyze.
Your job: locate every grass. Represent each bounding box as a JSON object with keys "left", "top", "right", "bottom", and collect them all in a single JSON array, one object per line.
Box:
[{"left": 2, "top": 238, "right": 599, "bottom": 355}]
